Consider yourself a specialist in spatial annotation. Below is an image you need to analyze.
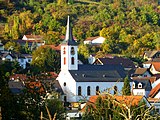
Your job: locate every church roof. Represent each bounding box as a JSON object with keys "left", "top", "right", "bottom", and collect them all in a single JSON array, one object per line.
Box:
[
  {"left": 61, "top": 16, "right": 77, "bottom": 45},
  {"left": 69, "top": 64, "right": 127, "bottom": 82}
]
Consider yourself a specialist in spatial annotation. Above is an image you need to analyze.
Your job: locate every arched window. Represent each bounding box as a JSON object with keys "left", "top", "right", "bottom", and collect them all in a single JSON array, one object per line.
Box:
[
  {"left": 64, "top": 57, "right": 66, "bottom": 65},
  {"left": 78, "top": 86, "right": 81, "bottom": 96},
  {"left": 64, "top": 96, "right": 67, "bottom": 102},
  {"left": 114, "top": 86, "right": 118, "bottom": 95},
  {"left": 87, "top": 86, "right": 91, "bottom": 96},
  {"left": 71, "top": 57, "right": 74, "bottom": 65},
  {"left": 63, "top": 47, "right": 66, "bottom": 54},
  {"left": 96, "top": 86, "right": 99, "bottom": 95},
  {"left": 64, "top": 82, "right": 66, "bottom": 86}
]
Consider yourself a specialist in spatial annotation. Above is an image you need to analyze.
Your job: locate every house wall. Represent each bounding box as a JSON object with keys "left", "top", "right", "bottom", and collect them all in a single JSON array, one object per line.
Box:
[
  {"left": 142, "top": 71, "right": 152, "bottom": 77},
  {"left": 154, "top": 92, "right": 160, "bottom": 98},
  {"left": 92, "top": 37, "right": 105, "bottom": 44},
  {"left": 150, "top": 65, "right": 160, "bottom": 74},
  {"left": 84, "top": 40, "right": 92, "bottom": 44},
  {"left": 143, "top": 63, "right": 151, "bottom": 68},
  {"left": 133, "top": 89, "right": 145, "bottom": 96},
  {"left": 18, "top": 58, "right": 28, "bottom": 69},
  {"left": 3, "top": 55, "right": 13, "bottom": 61}
]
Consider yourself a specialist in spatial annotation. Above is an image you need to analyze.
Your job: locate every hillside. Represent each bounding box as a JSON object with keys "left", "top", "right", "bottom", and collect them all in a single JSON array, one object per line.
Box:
[{"left": 0, "top": 0, "right": 160, "bottom": 57}]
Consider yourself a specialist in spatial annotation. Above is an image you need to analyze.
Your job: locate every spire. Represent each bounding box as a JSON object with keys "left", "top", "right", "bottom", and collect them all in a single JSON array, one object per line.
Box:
[{"left": 62, "top": 16, "right": 77, "bottom": 45}]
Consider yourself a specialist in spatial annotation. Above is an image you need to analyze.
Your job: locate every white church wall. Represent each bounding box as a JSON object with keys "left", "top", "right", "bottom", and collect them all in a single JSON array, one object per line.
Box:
[
  {"left": 56, "top": 71, "right": 77, "bottom": 102},
  {"left": 75, "top": 82, "right": 124, "bottom": 102}
]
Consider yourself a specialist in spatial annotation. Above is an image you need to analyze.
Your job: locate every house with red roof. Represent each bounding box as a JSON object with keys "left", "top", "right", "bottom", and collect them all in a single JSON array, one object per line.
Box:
[
  {"left": 149, "top": 62, "right": 160, "bottom": 75},
  {"left": 149, "top": 83, "right": 160, "bottom": 98},
  {"left": 84, "top": 36, "right": 105, "bottom": 45}
]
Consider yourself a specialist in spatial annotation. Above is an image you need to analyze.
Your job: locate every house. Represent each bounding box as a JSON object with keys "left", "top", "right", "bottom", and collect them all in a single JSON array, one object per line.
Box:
[
  {"left": 143, "top": 50, "right": 160, "bottom": 61},
  {"left": 132, "top": 79, "right": 152, "bottom": 97},
  {"left": 149, "top": 83, "right": 160, "bottom": 98},
  {"left": 82, "top": 95, "right": 151, "bottom": 114},
  {"left": 132, "top": 68, "right": 152, "bottom": 77},
  {"left": 0, "top": 52, "right": 19, "bottom": 61},
  {"left": 8, "top": 80, "right": 25, "bottom": 94},
  {"left": 143, "top": 58, "right": 160, "bottom": 68},
  {"left": 56, "top": 16, "right": 129, "bottom": 105},
  {"left": 84, "top": 36, "right": 105, "bottom": 45},
  {"left": 150, "top": 62, "right": 160, "bottom": 75},
  {"left": 10, "top": 74, "right": 27, "bottom": 81},
  {"left": 0, "top": 52, "right": 32, "bottom": 69},
  {"left": 20, "top": 35, "right": 45, "bottom": 48},
  {"left": 22, "top": 35, "right": 43, "bottom": 41},
  {"left": 148, "top": 98, "right": 160, "bottom": 114}
]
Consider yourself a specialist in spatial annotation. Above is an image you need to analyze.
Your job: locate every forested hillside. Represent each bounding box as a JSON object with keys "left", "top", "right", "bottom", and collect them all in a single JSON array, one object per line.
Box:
[{"left": 0, "top": 0, "right": 160, "bottom": 57}]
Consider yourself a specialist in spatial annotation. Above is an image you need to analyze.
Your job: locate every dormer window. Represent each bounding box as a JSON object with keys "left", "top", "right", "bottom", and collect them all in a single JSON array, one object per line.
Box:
[
  {"left": 138, "top": 83, "right": 142, "bottom": 88},
  {"left": 132, "top": 82, "right": 135, "bottom": 88}
]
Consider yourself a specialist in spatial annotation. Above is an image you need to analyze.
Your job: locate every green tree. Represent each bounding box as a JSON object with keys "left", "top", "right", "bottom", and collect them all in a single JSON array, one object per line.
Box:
[
  {"left": 122, "top": 76, "right": 131, "bottom": 95},
  {"left": 31, "top": 46, "right": 60, "bottom": 73}
]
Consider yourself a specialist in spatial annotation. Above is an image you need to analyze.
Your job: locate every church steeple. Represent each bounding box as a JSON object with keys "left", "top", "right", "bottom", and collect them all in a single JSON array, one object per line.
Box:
[
  {"left": 61, "top": 16, "right": 78, "bottom": 71},
  {"left": 62, "top": 16, "right": 77, "bottom": 45}
]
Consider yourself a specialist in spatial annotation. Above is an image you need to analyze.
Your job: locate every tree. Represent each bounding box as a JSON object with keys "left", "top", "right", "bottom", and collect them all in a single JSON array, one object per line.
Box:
[
  {"left": 122, "top": 76, "right": 131, "bottom": 95},
  {"left": 31, "top": 46, "right": 60, "bottom": 73}
]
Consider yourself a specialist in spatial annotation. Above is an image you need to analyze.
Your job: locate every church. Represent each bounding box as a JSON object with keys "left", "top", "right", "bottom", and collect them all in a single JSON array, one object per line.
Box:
[{"left": 56, "top": 16, "right": 128, "bottom": 103}]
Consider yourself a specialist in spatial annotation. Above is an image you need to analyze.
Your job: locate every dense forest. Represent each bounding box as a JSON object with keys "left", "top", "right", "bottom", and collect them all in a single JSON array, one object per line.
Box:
[{"left": 0, "top": 0, "right": 160, "bottom": 58}]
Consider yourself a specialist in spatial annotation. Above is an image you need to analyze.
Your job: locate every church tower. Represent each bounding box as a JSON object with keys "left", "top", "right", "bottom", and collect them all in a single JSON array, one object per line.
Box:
[{"left": 61, "top": 16, "right": 78, "bottom": 71}]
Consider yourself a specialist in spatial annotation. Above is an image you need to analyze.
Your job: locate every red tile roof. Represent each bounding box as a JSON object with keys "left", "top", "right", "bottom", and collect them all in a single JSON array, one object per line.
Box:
[
  {"left": 82, "top": 95, "right": 144, "bottom": 112},
  {"left": 25, "top": 35, "right": 43, "bottom": 39},
  {"left": 41, "top": 45, "right": 61, "bottom": 51},
  {"left": 10, "top": 74, "right": 27, "bottom": 81},
  {"left": 85, "top": 36, "right": 99, "bottom": 41},
  {"left": 149, "top": 83, "right": 160, "bottom": 98},
  {"left": 151, "top": 62, "right": 160, "bottom": 72}
]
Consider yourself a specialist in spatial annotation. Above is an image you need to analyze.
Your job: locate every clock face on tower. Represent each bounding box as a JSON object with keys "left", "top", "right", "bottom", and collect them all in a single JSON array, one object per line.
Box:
[{"left": 71, "top": 47, "right": 75, "bottom": 55}]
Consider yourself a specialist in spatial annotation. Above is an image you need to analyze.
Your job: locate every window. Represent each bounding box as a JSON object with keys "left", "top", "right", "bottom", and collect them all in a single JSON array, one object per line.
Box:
[
  {"left": 64, "top": 57, "right": 66, "bottom": 65},
  {"left": 64, "top": 96, "right": 67, "bottom": 102},
  {"left": 63, "top": 47, "right": 66, "bottom": 54},
  {"left": 78, "top": 86, "right": 81, "bottom": 96},
  {"left": 71, "top": 47, "right": 75, "bottom": 55},
  {"left": 96, "top": 86, "right": 99, "bottom": 95},
  {"left": 64, "top": 82, "right": 66, "bottom": 86},
  {"left": 71, "top": 57, "right": 74, "bottom": 65},
  {"left": 114, "top": 86, "right": 118, "bottom": 95},
  {"left": 138, "top": 83, "right": 142, "bottom": 88},
  {"left": 87, "top": 86, "right": 91, "bottom": 96}
]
